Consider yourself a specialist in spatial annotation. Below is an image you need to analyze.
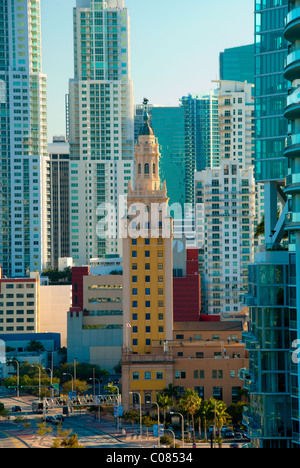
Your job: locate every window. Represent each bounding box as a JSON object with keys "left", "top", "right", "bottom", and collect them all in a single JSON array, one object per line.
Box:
[
  {"left": 156, "top": 372, "right": 163, "bottom": 380},
  {"left": 213, "top": 386, "right": 223, "bottom": 401},
  {"left": 144, "top": 163, "right": 149, "bottom": 174},
  {"left": 144, "top": 372, "right": 151, "bottom": 380},
  {"left": 132, "top": 372, "right": 140, "bottom": 380}
]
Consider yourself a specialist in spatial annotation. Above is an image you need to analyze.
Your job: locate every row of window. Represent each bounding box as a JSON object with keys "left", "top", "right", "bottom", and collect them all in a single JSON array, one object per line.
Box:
[
  {"left": 175, "top": 369, "right": 238, "bottom": 380},
  {"left": 131, "top": 326, "right": 164, "bottom": 334},
  {"left": 1, "top": 283, "right": 35, "bottom": 289},
  {"left": 133, "top": 387, "right": 242, "bottom": 404},
  {"left": 132, "top": 301, "right": 164, "bottom": 308},
  {"left": 132, "top": 250, "right": 163, "bottom": 258},
  {"left": 132, "top": 238, "right": 164, "bottom": 245},
  {"left": 132, "top": 313, "right": 164, "bottom": 321},
  {"left": 131, "top": 369, "right": 239, "bottom": 381},
  {"left": 132, "top": 274, "right": 164, "bottom": 283}
]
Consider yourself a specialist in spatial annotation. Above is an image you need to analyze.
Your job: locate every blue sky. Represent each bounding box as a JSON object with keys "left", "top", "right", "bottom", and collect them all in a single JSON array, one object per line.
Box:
[{"left": 41, "top": 0, "right": 254, "bottom": 140}]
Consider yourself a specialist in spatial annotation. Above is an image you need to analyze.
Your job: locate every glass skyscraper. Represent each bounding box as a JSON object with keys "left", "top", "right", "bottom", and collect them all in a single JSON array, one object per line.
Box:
[
  {"left": 283, "top": 0, "right": 300, "bottom": 447},
  {"left": 180, "top": 93, "right": 220, "bottom": 205},
  {"left": 151, "top": 106, "right": 186, "bottom": 208},
  {"left": 68, "top": 0, "right": 134, "bottom": 264},
  {"left": 0, "top": 0, "right": 50, "bottom": 277},
  {"left": 220, "top": 44, "right": 255, "bottom": 85},
  {"left": 241, "top": 0, "right": 292, "bottom": 448}
]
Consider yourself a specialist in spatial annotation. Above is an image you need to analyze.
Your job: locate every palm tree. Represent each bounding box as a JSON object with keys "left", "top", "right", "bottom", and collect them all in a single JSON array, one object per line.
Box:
[
  {"left": 178, "top": 389, "right": 202, "bottom": 442},
  {"left": 163, "top": 383, "right": 180, "bottom": 403},
  {"left": 156, "top": 393, "right": 174, "bottom": 423},
  {"left": 196, "top": 399, "right": 211, "bottom": 440},
  {"left": 209, "top": 398, "right": 231, "bottom": 434},
  {"left": 255, "top": 211, "right": 288, "bottom": 240}
]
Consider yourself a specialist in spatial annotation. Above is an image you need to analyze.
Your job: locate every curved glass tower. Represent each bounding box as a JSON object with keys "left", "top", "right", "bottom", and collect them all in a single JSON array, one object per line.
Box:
[
  {"left": 241, "top": 0, "right": 293, "bottom": 449},
  {"left": 283, "top": 0, "right": 300, "bottom": 447}
]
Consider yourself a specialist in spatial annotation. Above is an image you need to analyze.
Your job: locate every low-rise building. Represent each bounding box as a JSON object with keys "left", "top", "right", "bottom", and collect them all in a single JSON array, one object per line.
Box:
[
  {"left": 122, "top": 320, "right": 248, "bottom": 410},
  {"left": 67, "top": 266, "right": 123, "bottom": 373},
  {"left": 0, "top": 269, "right": 40, "bottom": 334}
]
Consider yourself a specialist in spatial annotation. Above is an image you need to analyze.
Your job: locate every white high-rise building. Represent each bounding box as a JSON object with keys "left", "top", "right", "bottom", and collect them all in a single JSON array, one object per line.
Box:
[
  {"left": 195, "top": 161, "right": 256, "bottom": 318},
  {"left": 0, "top": 0, "right": 50, "bottom": 277},
  {"left": 195, "top": 81, "right": 263, "bottom": 319},
  {"left": 68, "top": 0, "right": 134, "bottom": 265}
]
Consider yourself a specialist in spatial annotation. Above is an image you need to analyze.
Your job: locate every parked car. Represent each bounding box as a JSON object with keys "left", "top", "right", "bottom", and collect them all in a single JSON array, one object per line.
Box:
[
  {"left": 11, "top": 406, "right": 22, "bottom": 413},
  {"left": 54, "top": 414, "right": 64, "bottom": 423},
  {"left": 208, "top": 426, "right": 219, "bottom": 437},
  {"left": 46, "top": 416, "right": 58, "bottom": 425},
  {"left": 234, "top": 432, "right": 243, "bottom": 440},
  {"left": 230, "top": 443, "right": 240, "bottom": 449},
  {"left": 241, "top": 432, "right": 251, "bottom": 442},
  {"left": 224, "top": 430, "right": 235, "bottom": 439}
]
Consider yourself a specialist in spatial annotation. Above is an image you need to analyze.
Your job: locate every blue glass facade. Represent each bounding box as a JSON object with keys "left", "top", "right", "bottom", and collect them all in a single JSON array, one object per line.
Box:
[
  {"left": 220, "top": 44, "right": 255, "bottom": 84},
  {"left": 255, "top": 0, "right": 289, "bottom": 182},
  {"left": 151, "top": 107, "right": 186, "bottom": 208}
]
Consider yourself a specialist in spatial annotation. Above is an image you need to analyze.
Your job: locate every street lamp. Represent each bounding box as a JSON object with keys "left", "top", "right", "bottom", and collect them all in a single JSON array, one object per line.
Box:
[
  {"left": 152, "top": 401, "right": 160, "bottom": 448},
  {"left": 63, "top": 373, "right": 74, "bottom": 393},
  {"left": 31, "top": 364, "right": 41, "bottom": 401},
  {"left": 129, "top": 391, "right": 142, "bottom": 445},
  {"left": 170, "top": 411, "right": 184, "bottom": 448},
  {"left": 165, "top": 428, "right": 176, "bottom": 448},
  {"left": 9, "top": 360, "right": 20, "bottom": 398},
  {"left": 88, "top": 377, "right": 101, "bottom": 396},
  {"left": 46, "top": 368, "right": 53, "bottom": 398}
]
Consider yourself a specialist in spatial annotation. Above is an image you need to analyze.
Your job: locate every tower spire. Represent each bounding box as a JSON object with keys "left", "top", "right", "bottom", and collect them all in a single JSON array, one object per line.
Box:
[{"left": 139, "top": 98, "right": 154, "bottom": 136}]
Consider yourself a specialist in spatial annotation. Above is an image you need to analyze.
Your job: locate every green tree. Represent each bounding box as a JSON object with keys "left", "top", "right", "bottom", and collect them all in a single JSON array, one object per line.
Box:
[
  {"left": 51, "top": 429, "right": 84, "bottom": 449},
  {"left": 209, "top": 398, "right": 231, "bottom": 433},
  {"left": 156, "top": 393, "right": 174, "bottom": 423},
  {"left": 104, "top": 382, "right": 119, "bottom": 395},
  {"left": 142, "top": 415, "right": 156, "bottom": 437},
  {"left": 162, "top": 383, "right": 180, "bottom": 403},
  {"left": 195, "top": 399, "right": 211, "bottom": 440},
  {"left": 25, "top": 340, "right": 45, "bottom": 353},
  {"left": 178, "top": 389, "right": 202, "bottom": 442}
]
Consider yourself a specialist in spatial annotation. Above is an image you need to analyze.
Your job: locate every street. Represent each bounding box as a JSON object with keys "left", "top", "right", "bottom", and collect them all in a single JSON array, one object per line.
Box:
[{"left": 0, "top": 394, "right": 248, "bottom": 449}]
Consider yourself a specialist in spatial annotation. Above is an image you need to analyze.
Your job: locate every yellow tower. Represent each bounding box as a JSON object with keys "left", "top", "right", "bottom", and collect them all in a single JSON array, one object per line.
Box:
[{"left": 121, "top": 101, "right": 174, "bottom": 409}]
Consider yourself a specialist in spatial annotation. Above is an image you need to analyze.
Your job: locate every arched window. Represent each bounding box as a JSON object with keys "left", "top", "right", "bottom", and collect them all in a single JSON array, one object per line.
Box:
[
  {"left": 138, "top": 163, "right": 141, "bottom": 175},
  {"left": 153, "top": 163, "right": 156, "bottom": 174},
  {"left": 144, "top": 163, "right": 149, "bottom": 175}
]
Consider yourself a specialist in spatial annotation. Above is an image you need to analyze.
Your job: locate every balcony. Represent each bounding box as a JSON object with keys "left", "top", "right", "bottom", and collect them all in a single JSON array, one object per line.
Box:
[
  {"left": 285, "top": 173, "right": 300, "bottom": 194},
  {"left": 284, "top": 49, "right": 300, "bottom": 82},
  {"left": 239, "top": 368, "right": 257, "bottom": 393},
  {"left": 242, "top": 406, "right": 262, "bottom": 438},
  {"left": 285, "top": 212, "right": 300, "bottom": 232},
  {"left": 284, "top": 86, "right": 300, "bottom": 120},
  {"left": 284, "top": 7, "right": 300, "bottom": 43},
  {"left": 284, "top": 133, "right": 300, "bottom": 159}
]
